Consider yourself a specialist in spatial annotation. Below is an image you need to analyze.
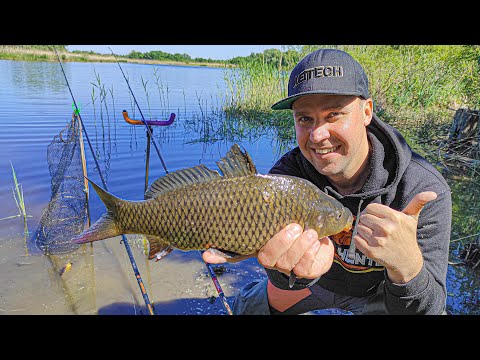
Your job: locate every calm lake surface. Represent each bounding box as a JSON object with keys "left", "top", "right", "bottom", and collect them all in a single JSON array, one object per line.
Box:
[{"left": 0, "top": 60, "right": 477, "bottom": 315}]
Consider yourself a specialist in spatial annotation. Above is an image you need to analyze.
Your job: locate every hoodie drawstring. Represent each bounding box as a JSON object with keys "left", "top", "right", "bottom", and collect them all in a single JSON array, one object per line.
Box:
[{"left": 347, "top": 198, "right": 364, "bottom": 260}]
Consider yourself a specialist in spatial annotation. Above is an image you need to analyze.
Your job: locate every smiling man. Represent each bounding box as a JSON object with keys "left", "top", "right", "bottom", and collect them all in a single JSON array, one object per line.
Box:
[
  {"left": 203, "top": 48, "right": 452, "bottom": 315},
  {"left": 292, "top": 94, "right": 372, "bottom": 195}
]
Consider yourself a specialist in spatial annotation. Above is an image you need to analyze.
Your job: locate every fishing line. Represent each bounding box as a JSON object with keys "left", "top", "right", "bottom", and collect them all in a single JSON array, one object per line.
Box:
[
  {"left": 52, "top": 46, "right": 156, "bottom": 315},
  {"left": 109, "top": 48, "right": 234, "bottom": 315}
]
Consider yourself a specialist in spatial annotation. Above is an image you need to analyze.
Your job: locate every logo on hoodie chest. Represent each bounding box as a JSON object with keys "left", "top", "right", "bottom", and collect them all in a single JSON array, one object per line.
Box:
[{"left": 330, "top": 215, "right": 385, "bottom": 272}]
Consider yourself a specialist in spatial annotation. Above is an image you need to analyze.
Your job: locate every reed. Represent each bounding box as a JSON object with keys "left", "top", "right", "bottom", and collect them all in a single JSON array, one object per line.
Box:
[
  {"left": 141, "top": 76, "right": 152, "bottom": 120},
  {"left": 222, "top": 45, "right": 480, "bottom": 134},
  {"left": 0, "top": 162, "right": 32, "bottom": 234},
  {"left": 153, "top": 67, "right": 171, "bottom": 115},
  {"left": 90, "top": 69, "right": 116, "bottom": 178},
  {"left": 90, "top": 80, "right": 100, "bottom": 158},
  {"left": 402, "top": 111, "right": 480, "bottom": 250},
  {"left": 92, "top": 69, "right": 105, "bottom": 121},
  {"left": 152, "top": 67, "right": 168, "bottom": 115},
  {"left": 108, "top": 85, "right": 117, "bottom": 141},
  {"left": 0, "top": 45, "right": 94, "bottom": 62}
]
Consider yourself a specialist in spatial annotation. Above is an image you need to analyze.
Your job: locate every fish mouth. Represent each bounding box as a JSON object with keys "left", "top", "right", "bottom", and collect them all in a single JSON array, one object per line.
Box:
[{"left": 342, "top": 211, "right": 354, "bottom": 231}]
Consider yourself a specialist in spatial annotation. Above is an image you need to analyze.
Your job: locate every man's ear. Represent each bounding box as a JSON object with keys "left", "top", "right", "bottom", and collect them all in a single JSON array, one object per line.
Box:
[{"left": 363, "top": 98, "right": 373, "bottom": 126}]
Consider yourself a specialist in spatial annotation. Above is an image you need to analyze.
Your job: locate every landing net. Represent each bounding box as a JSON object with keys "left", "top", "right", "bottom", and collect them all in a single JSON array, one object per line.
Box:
[{"left": 30, "top": 114, "right": 88, "bottom": 254}]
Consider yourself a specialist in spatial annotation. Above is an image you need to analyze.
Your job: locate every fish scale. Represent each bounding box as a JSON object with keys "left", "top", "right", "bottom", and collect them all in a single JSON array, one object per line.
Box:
[
  {"left": 72, "top": 144, "right": 353, "bottom": 262},
  {"left": 151, "top": 176, "right": 295, "bottom": 253}
]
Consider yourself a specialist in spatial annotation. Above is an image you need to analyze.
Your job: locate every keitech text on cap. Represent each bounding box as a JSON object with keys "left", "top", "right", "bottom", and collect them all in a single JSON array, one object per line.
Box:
[{"left": 271, "top": 49, "right": 370, "bottom": 110}]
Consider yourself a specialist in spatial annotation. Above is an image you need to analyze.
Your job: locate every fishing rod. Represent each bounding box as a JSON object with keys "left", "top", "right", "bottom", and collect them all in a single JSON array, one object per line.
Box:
[
  {"left": 201, "top": 251, "right": 233, "bottom": 315},
  {"left": 52, "top": 46, "right": 156, "bottom": 316},
  {"left": 109, "top": 48, "right": 234, "bottom": 315}
]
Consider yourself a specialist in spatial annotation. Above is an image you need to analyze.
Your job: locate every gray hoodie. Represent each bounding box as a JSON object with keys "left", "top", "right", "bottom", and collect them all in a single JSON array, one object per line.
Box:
[{"left": 266, "top": 113, "right": 452, "bottom": 315}]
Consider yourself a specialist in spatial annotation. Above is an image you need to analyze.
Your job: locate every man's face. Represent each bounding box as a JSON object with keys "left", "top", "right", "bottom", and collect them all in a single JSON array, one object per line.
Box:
[{"left": 292, "top": 94, "right": 373, "bottom": 183}]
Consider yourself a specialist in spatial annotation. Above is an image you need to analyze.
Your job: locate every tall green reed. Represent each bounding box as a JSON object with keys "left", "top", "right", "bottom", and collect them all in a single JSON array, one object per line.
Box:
[
  {"left": 141, "top": 76, "right": 152, "bottom": 120},
  {"left": 0, "top": 162, "right": 32, "bottom": 235},
  {"left": 90, "top": 69, "right": 115, "bottom": 178},
  {"left": 223, "top": 45, "right": 480, "bottom": 133},
  {"left": 108, "top": 85, "right": 117, "bottom": 141},
  {"left": 153, "top": 67, "right": 171, "bottom": 118}
]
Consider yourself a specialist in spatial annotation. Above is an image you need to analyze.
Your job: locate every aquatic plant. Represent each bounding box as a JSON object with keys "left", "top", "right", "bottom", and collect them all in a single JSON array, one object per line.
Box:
[
  {"left": 141, "top": 76, "right": 152, "bottom": 120},
  {"left": 0, "top": 162, "right": 32, "bottom": 235},
  {"left": 153, "top": 67, "right": 171, "bottom": 118}
]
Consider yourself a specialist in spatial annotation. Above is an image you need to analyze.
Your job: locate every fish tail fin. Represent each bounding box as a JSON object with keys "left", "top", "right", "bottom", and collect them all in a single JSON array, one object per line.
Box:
[
  {"left": 72, "top": 178, "right": 123, "bottom": 244},
  {"left": 72, "top": 213, "right": 120, "bottom": 243},
  {"left": 86, "top": 177, "right": 119, "bottom": 214}
]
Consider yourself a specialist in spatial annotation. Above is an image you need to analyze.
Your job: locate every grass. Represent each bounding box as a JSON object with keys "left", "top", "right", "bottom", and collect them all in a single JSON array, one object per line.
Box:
[
  {"left": 0, "top": 45, "right": 100, "bottom": 62},
  {"left": 396, "top": 112, "right": 480, "bottom": 252},
  {"left": 0, "top": 162, "right": 32, "bottom": 235},
  {"left": 222, "top": 45, "right": 480, "bottom": 132}
]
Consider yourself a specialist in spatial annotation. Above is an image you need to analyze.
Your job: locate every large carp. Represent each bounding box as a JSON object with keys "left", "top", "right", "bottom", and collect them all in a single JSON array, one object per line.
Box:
[{"left": 72, "top": 144, "right": 353, "bottom": 265}]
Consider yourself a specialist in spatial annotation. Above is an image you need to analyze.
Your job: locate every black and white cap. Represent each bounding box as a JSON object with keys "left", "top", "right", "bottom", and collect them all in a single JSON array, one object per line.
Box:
[{"left": 271, "top": 48, "right": 370, "bottom": 110}]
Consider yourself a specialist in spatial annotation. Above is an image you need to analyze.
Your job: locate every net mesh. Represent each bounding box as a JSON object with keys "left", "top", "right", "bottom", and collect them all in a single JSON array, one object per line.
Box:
[{"left": 31, "top": 114, "right": 88, "bottom": 254}]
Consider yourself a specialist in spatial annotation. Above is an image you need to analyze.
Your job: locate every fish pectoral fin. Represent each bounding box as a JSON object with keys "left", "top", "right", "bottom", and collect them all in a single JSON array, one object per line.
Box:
[
  {"left": 146, "top": 235, "right": 174, "bottom": 261},
  {"left": 205, "top": 248, "right": 243, "bottom": 259},
  {"left": 204, "top": 248, "right": 256, "bottom": 263}
]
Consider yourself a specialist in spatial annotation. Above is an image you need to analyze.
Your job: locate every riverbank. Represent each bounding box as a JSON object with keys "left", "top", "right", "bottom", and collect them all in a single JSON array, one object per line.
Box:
[{"left": 0, "top": 46, "right": 234, "bottom": 68}]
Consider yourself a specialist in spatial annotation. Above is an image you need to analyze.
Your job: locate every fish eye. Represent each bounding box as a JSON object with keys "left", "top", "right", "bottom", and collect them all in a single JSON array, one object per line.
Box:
[{"left": 336, "top": 210, "right": 342, "bottom": 219}]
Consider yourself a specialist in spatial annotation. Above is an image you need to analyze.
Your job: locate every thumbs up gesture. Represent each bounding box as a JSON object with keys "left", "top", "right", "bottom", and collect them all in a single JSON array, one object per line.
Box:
[{"left": 353, "top": 192, "right": 438, "bottom": 284}]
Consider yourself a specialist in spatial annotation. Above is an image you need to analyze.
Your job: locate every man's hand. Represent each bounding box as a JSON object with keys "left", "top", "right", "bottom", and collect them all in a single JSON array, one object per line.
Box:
[
  {"left": 201, "top": 251, "right": 254, "bottom": 264},
  {"left": 353, "top": 191, "right": 438, "bottom": 284},
  {"left": 202, "top": 223, "right": 335, "bottom": 280}
]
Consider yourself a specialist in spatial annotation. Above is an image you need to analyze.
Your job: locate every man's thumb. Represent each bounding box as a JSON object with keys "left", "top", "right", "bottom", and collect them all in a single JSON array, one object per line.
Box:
[{"left": 402, "top": 191, "right": 438, "bottom": 220}]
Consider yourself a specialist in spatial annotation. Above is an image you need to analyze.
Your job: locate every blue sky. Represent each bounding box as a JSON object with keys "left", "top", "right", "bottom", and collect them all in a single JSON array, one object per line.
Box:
[{"left": 67, "top": 45, "right": 286, "bottom": 60}]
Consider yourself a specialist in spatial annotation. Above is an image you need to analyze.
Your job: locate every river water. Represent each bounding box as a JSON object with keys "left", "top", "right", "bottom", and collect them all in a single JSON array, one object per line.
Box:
[{"left": 0, "top": 59, "right": 477, "bottom": 315}]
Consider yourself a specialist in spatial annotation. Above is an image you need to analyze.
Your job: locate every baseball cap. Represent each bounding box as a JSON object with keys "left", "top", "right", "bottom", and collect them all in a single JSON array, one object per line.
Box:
[{"left": 271, "top": 48, "right": 370, "bottom": 110}]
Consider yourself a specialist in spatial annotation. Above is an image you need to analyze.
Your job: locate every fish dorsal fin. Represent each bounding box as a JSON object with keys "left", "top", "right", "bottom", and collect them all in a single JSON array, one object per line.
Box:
[
  {"left": 144, "top": 164, "right": 221, "bottom": 200},
  {"left": 144, "top": 144, "right": 256, "bottom": 199},
  {"left": 216, "top": 144, "right": 257, "bottom": 177}
]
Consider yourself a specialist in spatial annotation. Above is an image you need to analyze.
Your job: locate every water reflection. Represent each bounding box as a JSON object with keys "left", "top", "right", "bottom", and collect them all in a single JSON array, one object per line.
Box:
[
  {"left": 440, "top": 168, "right": 480, "bottom": 315},
  {"left": 447, "top": 256, "right": 480, "bottom": 315},
  {"left": 181, "top": 109, "right": 296, "bottom": 161},
  {"left": 78, "top": 103, "right": 298, "bottom": 186},
  {"left": 7, "top": 60, "right": 68, "bottom": 94}
]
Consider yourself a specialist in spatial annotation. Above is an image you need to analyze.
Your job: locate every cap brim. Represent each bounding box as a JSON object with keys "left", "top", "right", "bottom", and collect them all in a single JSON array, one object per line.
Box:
[
  {"left": 271, "top": 95, "right": 302, "bottom": 110},
  {"left": 271, "top": 90, "right": 366, "bottom": 111}
]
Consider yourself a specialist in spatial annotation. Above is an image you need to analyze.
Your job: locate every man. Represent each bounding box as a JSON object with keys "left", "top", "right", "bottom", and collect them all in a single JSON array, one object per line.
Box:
[{"left": 203, "top": 48, "right": 452, "bottom": 315}]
